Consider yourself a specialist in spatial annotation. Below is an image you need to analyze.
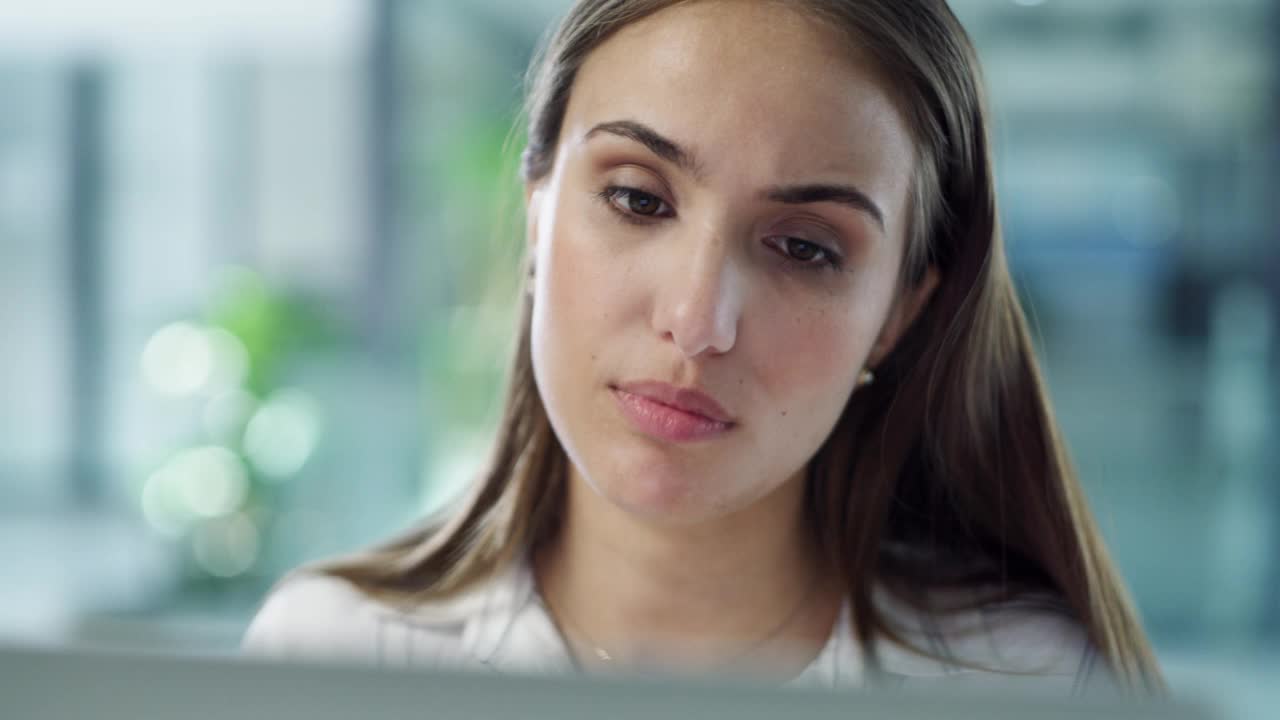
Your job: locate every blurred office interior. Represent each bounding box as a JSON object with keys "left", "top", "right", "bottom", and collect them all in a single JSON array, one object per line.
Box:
[{"left": 0, "top": 0, "right": 1276, "bottom": 714}]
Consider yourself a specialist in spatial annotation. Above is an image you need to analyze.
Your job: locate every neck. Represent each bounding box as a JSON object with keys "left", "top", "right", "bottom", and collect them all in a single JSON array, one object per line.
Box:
[{"left": 534, "top": 464, "right": 842, "bottom": 678}]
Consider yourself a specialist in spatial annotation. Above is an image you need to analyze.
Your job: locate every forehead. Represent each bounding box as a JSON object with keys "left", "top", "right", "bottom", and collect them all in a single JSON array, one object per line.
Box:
[{"left": 560, "top": 0, "right": 916, "bottom": 207}]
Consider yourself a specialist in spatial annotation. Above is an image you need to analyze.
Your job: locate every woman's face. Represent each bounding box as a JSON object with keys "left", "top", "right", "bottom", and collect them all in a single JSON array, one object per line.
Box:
[{"left": 527, "top": 0, "right": 933, "bottom": 525}]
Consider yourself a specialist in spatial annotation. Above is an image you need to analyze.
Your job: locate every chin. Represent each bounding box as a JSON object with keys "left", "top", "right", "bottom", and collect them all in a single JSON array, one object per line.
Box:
[
  {"left": 589, "top": 463, "right": 745, "bottom": 527},
  {"left": 610, "top": 477, "right": 704, "bottom": 522}
]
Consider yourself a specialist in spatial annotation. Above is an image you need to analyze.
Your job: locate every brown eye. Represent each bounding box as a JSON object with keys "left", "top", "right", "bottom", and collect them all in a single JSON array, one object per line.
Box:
[
  {"left": 764, "top": 235, "right": 843, "bottom": 272},
  {"left": 784, "top": 239, "right": 824, "bottom": 263},
  {"left": 597, "top": 186, "right": 673, "bottom": 222},
  {"left": 626, "top": 190, "right": 662, "bottom": 216}
]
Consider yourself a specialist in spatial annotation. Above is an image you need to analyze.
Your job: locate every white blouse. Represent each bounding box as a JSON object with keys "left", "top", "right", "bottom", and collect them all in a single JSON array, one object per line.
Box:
[{"left": 242, "top": 557, "right": 1117, "bottom": 695}]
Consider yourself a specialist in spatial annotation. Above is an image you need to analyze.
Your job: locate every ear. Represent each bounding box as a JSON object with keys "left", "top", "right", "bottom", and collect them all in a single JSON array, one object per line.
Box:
[{"left": 867, "top": 265, "right": 940, "bottom": 367}]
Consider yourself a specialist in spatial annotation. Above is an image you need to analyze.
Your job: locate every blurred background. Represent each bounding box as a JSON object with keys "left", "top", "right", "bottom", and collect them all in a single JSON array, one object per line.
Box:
[{"left": 0, "top": 0, "right": 1276, "bottom": 714}]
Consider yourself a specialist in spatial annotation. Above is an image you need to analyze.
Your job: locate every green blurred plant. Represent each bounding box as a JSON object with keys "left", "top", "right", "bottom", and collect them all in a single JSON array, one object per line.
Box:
[
  {"left": 137, "top": 268, "right": 349, "bottom": 593},
  {"left": 414, "top": 111, "right": 528, "bottom": 501}
]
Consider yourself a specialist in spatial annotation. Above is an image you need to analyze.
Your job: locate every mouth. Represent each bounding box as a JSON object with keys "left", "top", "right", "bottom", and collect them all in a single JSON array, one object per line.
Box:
[{"left": 609, "top": 380, "right": 736, "bottom": 443}]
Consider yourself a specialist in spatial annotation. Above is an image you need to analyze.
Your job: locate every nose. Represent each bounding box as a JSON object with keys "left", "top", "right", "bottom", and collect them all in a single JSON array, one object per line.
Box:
[{"left": 651, "top": 236, "right": 743, "bottom": 358}]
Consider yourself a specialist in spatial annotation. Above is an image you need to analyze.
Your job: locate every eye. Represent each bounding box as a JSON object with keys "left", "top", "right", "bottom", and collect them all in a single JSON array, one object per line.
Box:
[
  {"left": 597, "top": 186, "right": 674, "bottom": 221},
  {"left": 765, "top": 236, "right": 843, "bottom": 270}
]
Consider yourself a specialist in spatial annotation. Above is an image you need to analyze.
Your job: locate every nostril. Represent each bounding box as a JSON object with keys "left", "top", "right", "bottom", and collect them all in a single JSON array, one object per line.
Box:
[{"left": 652, "top": 262, "right": 742, "bottom": 357}]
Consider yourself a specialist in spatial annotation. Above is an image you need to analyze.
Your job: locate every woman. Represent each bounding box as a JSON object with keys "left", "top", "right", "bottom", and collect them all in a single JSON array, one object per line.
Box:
[{"left": 244, "top": 0, "right": 1164, "bottom": 695}]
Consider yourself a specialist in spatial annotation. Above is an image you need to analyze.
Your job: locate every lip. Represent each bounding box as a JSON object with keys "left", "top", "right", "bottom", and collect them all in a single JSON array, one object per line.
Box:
[{"left": 610, "top": 380, "right": 736, "bottom": 443}]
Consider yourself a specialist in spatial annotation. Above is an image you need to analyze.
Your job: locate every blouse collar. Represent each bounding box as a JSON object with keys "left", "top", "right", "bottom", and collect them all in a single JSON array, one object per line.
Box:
[{"left": 460, "top": 554, "right": 864, "bottom": 688}]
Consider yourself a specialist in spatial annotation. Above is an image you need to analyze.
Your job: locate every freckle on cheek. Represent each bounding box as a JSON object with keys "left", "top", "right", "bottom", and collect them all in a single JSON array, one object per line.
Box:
[{"left": 780, "top": 410, "right": 788, "bottom": 417}]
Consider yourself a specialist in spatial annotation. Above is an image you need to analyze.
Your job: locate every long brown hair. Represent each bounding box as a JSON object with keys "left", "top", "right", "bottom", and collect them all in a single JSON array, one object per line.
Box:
[{"left": 310, "top": 0, "right": 1164, "bottom": 694}]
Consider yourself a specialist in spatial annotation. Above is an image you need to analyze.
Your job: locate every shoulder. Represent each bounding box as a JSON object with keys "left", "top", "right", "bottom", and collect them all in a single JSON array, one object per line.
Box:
[
  {"left": 241, "top": 573, "right": 384, "bottom": 661},
  {"left": 240, "top": 572, "right": 485, "bottom": 668},
  {"left": 874, "top": 591, "right": 1119, "bottom": 696}
]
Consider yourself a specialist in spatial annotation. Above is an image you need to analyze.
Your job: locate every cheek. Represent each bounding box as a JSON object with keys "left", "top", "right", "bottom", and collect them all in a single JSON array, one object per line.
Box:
[
  {"left": 540, "top": 221, "right": 623, "bottom": 341},
  {"left": 750, "top": 299, "right": 875, "bottom": 434},
  {"left": 532, "top": 208, "right": 636, "bottom": 396}
]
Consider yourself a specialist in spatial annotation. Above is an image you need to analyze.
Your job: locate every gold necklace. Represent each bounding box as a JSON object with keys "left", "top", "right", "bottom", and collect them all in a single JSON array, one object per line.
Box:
[{"left": 543, "top": 568, "right": 823, "bottom": 674}]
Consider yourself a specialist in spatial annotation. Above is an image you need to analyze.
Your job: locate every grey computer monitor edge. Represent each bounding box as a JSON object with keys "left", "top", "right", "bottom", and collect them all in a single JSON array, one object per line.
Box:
[{"left": 0, "top": 643, "right": 1218, "bottom": 720}]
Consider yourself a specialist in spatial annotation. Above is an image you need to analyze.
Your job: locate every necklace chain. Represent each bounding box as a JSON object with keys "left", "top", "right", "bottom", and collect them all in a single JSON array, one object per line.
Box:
[{"left": 543, "top": 568, "right": 822, "bottom": 674}]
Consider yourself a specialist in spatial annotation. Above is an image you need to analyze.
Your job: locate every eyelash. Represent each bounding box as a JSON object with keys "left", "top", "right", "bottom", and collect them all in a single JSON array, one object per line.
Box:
[{"left": 593, "top": 185, "right": 845, "bottom": 272}]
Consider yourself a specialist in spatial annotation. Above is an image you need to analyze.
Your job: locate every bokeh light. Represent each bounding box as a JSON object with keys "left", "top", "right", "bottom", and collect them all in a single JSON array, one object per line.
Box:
[
  {"left": 202, "top": 389, "right": 259, "bottom": 444},
  {"left": 141, "top": 322, "right": 214, "bottom": 397},
  {"left": 140, "top": 322, "right": 250, "bottom": 398},
  {"left": 243, "top": 388, "right": 323, "bottom": 479},
  {"left": 201, "top": 327, "right": 251, "bottom": 395},
  {"left": 141, "top": 465, "right": 192, "bottom": 538},
  {"left": 140, "top": 446, "right": 249, "bottom": 537},
  {"left": 191, "top": 513, "right": 260, "bottom": 578},
  {"left": 176, "top": 446, "right": 250, "bottom": 519}
]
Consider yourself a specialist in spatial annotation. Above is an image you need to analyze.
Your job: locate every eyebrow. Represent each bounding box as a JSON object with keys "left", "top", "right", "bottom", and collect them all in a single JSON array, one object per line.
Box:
[
  {"left": 585, "top": 120, "right": 706, "bottom": 180},
  {"left": 763, "top": 184, "right": 885, "bottom": 231},
  {"left": 584, "top": 119, "right": 885, "bottom": 231}
]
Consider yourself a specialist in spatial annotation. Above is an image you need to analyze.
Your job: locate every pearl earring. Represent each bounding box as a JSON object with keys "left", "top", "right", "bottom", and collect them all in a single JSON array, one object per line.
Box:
[{"left": 858, "top": 368, "right": 875, "bottom": 387}]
